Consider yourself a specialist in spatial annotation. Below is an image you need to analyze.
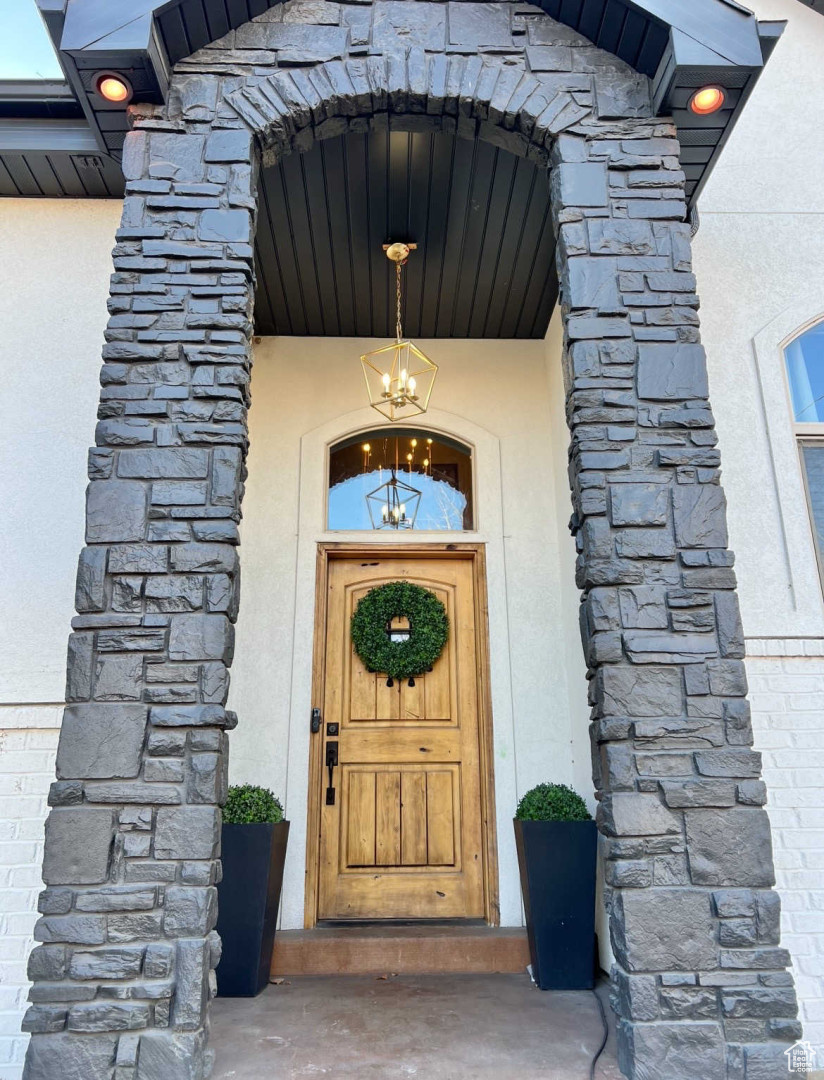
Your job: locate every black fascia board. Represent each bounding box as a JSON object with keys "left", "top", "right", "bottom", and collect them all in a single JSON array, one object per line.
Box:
[
  {"left": 34, "top": 1, "right": 170, "bottom": 158},
  {"left": 632, "top": 0, "right": 765, "bottom": 68},
  {"left": 0, "top": 118, "right": 99, "bottom": 152},
  {"left": 0, "top": 80, "right": 75, "bottom": 101},
  {"left": 679, "top": 20, "right": 786, "bottom": 210},
  {"left": 651, "top": 18, "right": 785, "bottom": 208},
  {"left": 0, "top": 80, "right": 85, "bottom": 121},
  {"left": 21, "top": 0, "right": 783, "bottom": 210}
]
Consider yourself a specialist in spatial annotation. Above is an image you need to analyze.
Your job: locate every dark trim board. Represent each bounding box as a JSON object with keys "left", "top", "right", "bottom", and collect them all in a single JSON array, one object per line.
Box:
[
  {"left": 0, "top": 119, "right": 124, "bottom": 197},
  {"left": 0, "top": 82, "right": 122, "bottom": 196},
  {"left": 10, "top": 0, "right": 784, "bottom": 212}
]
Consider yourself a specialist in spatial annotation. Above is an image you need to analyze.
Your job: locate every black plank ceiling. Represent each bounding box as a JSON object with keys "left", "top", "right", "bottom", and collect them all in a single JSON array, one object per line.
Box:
[{"left": 254, "top": 129, "right": 555, "bottom": 339}]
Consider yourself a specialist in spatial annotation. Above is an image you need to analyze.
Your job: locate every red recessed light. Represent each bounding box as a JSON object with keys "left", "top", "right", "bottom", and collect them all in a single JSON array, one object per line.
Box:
[
  {"left": 689, "top": 85, "right": 726, "bottom": 116},
  {"left": 95, "top": 73, "right": 132, "bottom": 104}
]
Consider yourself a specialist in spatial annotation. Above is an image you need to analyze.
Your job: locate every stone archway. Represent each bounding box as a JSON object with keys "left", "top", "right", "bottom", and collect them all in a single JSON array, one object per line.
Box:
[{"left": 24, "top": 9, "right": 799, "bottom": 1080}]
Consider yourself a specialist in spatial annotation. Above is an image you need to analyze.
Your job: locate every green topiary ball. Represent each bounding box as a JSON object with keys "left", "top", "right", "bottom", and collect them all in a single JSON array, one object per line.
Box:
[
  {"left": 515, "top": 782, "right": 591, "bottom": 822},
  {"left": 223, "top": 784, "right": 284, "bottom": 825}
]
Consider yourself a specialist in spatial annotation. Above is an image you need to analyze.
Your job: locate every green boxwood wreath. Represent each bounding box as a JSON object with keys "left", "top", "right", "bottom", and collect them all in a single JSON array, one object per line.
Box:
[{"left": 351, "top": 581, "right": 448, "bottom": 686}]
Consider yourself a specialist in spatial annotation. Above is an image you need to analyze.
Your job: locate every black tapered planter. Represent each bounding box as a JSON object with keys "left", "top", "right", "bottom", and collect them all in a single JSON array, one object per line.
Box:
[
  {"left": 215, "top": 821, "right": 289, "bottom": 997},
  {"left": 514, "top": 818, "right": 597, "bottom": 990}
]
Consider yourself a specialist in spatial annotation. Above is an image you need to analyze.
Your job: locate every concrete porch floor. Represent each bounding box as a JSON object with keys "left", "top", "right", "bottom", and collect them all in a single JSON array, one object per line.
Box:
[{"left": 211, "top": 973, "right": 623, "bottom": 1079}]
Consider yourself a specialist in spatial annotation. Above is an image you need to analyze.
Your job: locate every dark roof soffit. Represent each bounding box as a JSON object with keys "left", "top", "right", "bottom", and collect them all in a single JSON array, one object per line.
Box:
[{"left": 24, "top": 0, "right": 785, "bottom": 210}]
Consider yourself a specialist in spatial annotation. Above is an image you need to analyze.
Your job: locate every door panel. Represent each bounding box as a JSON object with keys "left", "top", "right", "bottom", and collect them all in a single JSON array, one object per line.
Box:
[{"left": 317, "top": 555, "right": 485, "bottom": 920}]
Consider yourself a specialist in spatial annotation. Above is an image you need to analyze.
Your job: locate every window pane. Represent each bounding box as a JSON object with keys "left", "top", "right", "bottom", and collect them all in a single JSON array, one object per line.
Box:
[
  {"left": 786, "top": 323, "right": 824, "bottom": 422},
  {"left": 328, "top": 430, "right": 473, "bottom": 531},
  {"left": 801, "top": 443, "right": 824, "bottom": 558}
]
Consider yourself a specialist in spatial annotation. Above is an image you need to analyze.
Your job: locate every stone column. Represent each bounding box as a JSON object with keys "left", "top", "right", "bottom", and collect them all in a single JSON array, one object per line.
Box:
[
  {"left": 23, "top": 120, "right": 256, "bottom": 1080},
  {"left": 550, "top": 125, "right": 800, "bottom": 1079}
]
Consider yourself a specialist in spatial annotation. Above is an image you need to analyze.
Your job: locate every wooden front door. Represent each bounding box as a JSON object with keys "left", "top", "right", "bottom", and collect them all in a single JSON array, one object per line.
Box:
[{"left": 314, "top": 552, "right": 488, "bottom": 921}]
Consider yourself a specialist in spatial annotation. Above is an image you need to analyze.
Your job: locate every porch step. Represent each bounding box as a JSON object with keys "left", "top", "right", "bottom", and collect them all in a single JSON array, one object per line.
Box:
[{"left": 271, "top": 925, "right": 530, "bottom": 977}]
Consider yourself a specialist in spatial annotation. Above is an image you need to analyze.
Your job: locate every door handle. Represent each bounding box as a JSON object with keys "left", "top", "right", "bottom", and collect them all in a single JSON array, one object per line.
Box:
[{"left": 325, "top": 741, "right": 338, "bottom": 806}]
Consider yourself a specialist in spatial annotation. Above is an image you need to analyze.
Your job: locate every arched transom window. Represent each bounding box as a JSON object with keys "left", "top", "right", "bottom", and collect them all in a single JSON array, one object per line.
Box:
[{"left": 327, "top": 429, "right": 474, "bottom": 531}]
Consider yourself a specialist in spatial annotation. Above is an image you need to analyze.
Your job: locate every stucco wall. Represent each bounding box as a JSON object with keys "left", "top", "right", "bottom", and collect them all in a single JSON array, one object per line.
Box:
[
  {"left": 693, "top": 0, "right": 824, "bottom": 1054},
  {"left": 0, "top": 200, "right": 121, "bottom": 1079},
  {"left": 694, "top": 0, "right": 824, "bottom": 639},
  {"left": 228, "top": 331, "right": 590, "bottom": 931}
]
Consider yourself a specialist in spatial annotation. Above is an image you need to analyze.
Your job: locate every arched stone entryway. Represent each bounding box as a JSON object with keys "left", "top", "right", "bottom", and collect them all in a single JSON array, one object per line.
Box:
[{"left": 24, "top": 6, "right": 799, "bottom": 1079}]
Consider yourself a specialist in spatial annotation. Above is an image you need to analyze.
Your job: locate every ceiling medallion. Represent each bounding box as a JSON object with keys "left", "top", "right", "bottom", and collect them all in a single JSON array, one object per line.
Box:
[{"left": 360, "top": 243, "right": 438, "bottom": 422}]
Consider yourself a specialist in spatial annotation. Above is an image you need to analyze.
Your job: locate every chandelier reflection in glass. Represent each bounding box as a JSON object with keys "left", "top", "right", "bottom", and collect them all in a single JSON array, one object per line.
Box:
[
  {"left": 360, "top": 243, "right": 438, "bottom": 422},
  {"left": 365, "top": 438, "right": 421, "bottom": 530}
]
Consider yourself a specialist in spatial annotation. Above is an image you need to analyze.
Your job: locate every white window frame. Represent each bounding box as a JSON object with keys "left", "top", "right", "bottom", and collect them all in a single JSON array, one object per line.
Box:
[
  {"left": 750, "top": 296, "right": 824, "bottom": 621},
  {"left": 783, "top": 321, "right": 824, "bottom": 584},
  {"left": 796, "top": 438, "right": 824, "bottom": 587}
]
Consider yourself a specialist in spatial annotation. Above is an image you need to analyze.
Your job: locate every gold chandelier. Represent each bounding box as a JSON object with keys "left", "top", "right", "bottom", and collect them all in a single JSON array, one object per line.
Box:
[
  {"left": 360, "top": 243, "right": 438, "bottom": 422},
  {"left": 365, "top": 438, "right": 422, "bottom": 530}
]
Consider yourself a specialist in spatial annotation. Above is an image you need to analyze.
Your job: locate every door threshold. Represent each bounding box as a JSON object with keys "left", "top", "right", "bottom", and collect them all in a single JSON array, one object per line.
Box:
[
  {"left": 272, "top": 925, "right": 528, "bottom": 977},
  {"left": 317, "top": 918, "right": 488, "bottom": 928}
]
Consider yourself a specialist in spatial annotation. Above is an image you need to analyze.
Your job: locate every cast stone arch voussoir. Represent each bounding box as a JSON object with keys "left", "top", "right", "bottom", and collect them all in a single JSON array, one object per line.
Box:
[
  {"left": 222, "top": 54, "right": 611, "bottom": 167},
  {"left": 22, "top": 5, "right": 801, "bottom": 1080}
]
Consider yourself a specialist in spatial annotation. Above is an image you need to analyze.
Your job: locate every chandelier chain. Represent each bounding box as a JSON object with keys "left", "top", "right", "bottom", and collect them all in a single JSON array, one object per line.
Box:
[{"left": 395, "top": 260, "right": 403, "bottom": 343}]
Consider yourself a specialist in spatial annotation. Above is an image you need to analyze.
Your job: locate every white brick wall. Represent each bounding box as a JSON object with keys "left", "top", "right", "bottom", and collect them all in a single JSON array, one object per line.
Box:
[
  {"left": 0, "top": 649, "right": 822, "bottom": 1076},
  {"left": 0, "top": 710, "right": 59, "bottom": 1080},
  {"left": 747, "top": 642, "right": 824, "bottom": 1061}
]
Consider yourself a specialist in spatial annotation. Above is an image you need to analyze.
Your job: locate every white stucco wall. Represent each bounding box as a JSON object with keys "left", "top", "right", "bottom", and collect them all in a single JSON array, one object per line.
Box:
[
  {"left": 694, "top": 0, "right": 824, "bottom": 640},
  {"left": 693, "top": 0, "right": 824, "bottom": 1054},
  {"left": 228, "top": 331, "right": 590, "bottom": 932},
  {"left": 0, "top": 200, "right": 121, "bottom": 1079}
]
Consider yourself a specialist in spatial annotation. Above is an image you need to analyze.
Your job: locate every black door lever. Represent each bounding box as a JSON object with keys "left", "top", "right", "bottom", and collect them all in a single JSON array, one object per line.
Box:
[{"left": 325, "top": 741, "right": 338, "bottom": 805}]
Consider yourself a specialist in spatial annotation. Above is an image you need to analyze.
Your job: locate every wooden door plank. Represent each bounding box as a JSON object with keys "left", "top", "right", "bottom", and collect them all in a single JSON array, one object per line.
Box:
[
  {"left": 375, "top": 771, "right": 401, "bottom": 866},
  {"left": 325, "top": 871, "right": 468, "bottom": 919},
  {"left": 400, "top": 675, "right": 426, "bottom": 720},
  {"left": 401, "top": 771, "right": 427, "bottom": 866},
  {"left": 350, "top": 651, "right": 377, "bottom": 721},
  {"left": 424, "top": 588, "right": 451, "bottom": 719},
  {"left": 347, "top": 771, "right": 376, "bottom": 867},
  {"left": 423, "top": 649, "right": 450, "bottom": 719},
  {"left": 426, "top": 769, "right": 455, "bottom": 866},
  {"left": 376, "top": 677, "right": 399, "bottom": 721},
  {"left": 341, "top": 729, "right": 459, "bottom": 761},
  {"left": 349, "top": 587, "right": 377, "bottom": 720}
]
